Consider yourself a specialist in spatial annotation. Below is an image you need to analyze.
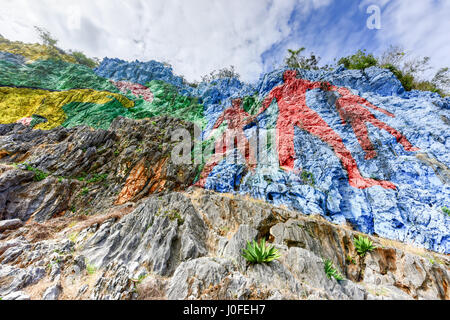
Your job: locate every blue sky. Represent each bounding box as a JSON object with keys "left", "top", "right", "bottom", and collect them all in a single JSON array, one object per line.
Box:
[
  {"left": 261, "top": 0, "right": 382, "bottom": 72},
  {"left": 0, "top": 0, "right": 449, "bottom": 83}
]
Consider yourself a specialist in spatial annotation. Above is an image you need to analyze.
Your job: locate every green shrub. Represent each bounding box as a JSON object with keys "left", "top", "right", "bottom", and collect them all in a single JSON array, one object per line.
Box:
[
  {"left": 338, "top": 50, "right": 378, "bottom": 70},
  {"left": 382, "top": 63, "right": 444, "bottom": 94},
  {"left": 24, "top": 164, "right": 49, "bottom": 182},
  {"left": 69, "top": 51, "right": 100, "bottom": 69},
  {"left": 378, "top": 47, "right": 448, "bottom": 96},
  {"left": 242, "top": 238, "right": 281, "bottom": 264},
  {"left": 324, "top": 259, "right": 344, "bottom": 281},
  {"left": 353, "top": 235, "right": 375, "bottom": 257},
  {"left": 167, "top": 209, "right": 184, "bottom": 226},
  {"left": 442, "top": 207, "right": 450, "bottom": 217},
  {"left": 301, "top": 170, "right": 315, "bottom": 186},
  {"left": 381, "top": 63, "right": 414, "bottom": 91}
]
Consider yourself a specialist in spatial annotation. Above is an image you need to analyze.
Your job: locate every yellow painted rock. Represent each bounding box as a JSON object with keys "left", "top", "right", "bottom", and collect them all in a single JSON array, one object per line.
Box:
[{"left": 0, "top": 87, "right": 134, "bottom": 130}]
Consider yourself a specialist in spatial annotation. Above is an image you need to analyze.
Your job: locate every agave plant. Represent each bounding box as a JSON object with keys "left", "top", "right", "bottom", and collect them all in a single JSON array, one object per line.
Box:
[
  {"left": 353, "top": 235, "right": 375, "bottom": 257},
  {"left": 324, "top": 259, "right": 344, "bottom": 281},
  {"left": 242, "top": 238, "right": 281, "bottom": 264}
]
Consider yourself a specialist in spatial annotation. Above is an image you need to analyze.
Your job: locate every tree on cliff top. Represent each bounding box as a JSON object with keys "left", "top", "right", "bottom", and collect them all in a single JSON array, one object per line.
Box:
[
  {"left": 285, "top": 47, "right": 321, "bottom": 70},
  {"left": 201, "top": 65, "right": 241, "bottom": 83},
  {"left": 34, "top": 26, "right": 59, "bottom": 48}
]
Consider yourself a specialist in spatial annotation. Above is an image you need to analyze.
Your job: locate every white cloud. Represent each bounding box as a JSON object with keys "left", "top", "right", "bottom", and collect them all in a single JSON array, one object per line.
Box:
[{"left": 0, "top": 0, "right": 332, "bottom": 82}]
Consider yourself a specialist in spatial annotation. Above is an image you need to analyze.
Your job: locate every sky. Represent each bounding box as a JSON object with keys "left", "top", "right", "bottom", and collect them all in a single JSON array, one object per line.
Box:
[{"left": 0, "top": 0, "right": 449, "bottom": 83}]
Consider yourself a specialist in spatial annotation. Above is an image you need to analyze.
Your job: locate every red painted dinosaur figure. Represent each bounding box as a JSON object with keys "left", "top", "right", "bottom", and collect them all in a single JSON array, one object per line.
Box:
[
  {"left": 195, "top": 98, "right": 256, "bottom": 187},
  {"left": 258, "top": 70, "right": 418, "bottom": 190},
  {"left": 334, "top": 86, "right": 419, "bottom": 160}
]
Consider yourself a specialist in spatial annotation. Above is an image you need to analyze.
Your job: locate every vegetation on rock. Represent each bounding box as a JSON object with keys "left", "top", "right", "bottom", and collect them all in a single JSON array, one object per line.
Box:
[
  {"left": 338, "top": 46, "right": 449, "bottom": 96},
  {"left": 242, "top": 238, "right": 281, "bottom": 264},
  {"left": 285, "top": 47, "right": 322, "bottom": 70}
]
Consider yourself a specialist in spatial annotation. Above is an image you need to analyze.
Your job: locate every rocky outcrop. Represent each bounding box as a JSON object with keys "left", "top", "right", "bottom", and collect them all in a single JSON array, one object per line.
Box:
[
  {"left": 0, "top": 37, "right": 77, "bottom": 64},
  {"left": 1, "top": 189, "right": 447, "bottom": 300},
  {"left": 2, "top": 42, "right": 447, "bottom": 253},
  {"left": 0, "top": 219, "right": 23, "bottom": 233},
  {"left": 0, "top": 116, "right": 198, "bottom": 224}
]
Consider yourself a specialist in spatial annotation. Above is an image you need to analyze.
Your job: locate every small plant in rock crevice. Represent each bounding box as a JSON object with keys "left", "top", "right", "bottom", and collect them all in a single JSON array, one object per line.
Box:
[
  {"left": 23, "top": 164, "right": 49, "bottom": 181},
  {"left": 353, "top": 235, "right": 376, "bottom": 257},
  {"left": 324, "top": 259, "right": 344, "bottom": 281},
  {"left": 242, "top": 238, "right": 281, "bottom": 264}
]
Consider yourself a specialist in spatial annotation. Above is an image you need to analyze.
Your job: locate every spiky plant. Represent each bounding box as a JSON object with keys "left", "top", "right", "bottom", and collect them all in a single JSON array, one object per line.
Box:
[
  {"left": 353, "top": 235, "right": 375, "bottom": 257},
  {"left": 324, "top": 259, "right": 344, "bottom": 281},
  {"left": 242, "top": 238, "right": 281, "bottom": 264}
]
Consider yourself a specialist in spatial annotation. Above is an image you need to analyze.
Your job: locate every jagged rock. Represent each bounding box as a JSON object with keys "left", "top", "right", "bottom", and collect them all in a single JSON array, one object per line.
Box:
[
  {"left": 72, "top": 255, "right": 86, "bottom": 273},
  {"left": 362, "top": 248, "right": 449, "bottom": 300},
  {"left": 42, "top": 284, "right": 62, "bottom": 300},
  {"left": 0, "top": 40, "right": 449, "bottom": 299},
  {"left": 167, "top": 247, "right": 366, "bottom": 300},
  {"left": 0, "top": 58, "right": 120, "bottom": 92},
  {"left": 0, "top": 219, "right": 23, "bottom": 232},
  {"left": 91, "top": 262, "right": 136, "bottom": 300},
  {"left": 2, "top": 291, "right": 30, "bottom": 300},
  {"left": 0, "top": 38, "right": 77, "bottom": 64},
  {"left": 135, "top": 276, "right": 168, "bottom": 300},
  {"left": 222, "top": 224, "right": 258, "bottom": 267},
  {"left": 277, "top": 247, "right": 366, "bottom": 300},
  {"left": 0, "top": 171, "right": 73, "bottom": 222},
  {"left": 113, "top": 81, "right": 154, "bottom": 102},
  {"left": 76, "top": 284, "right": 89, "bottom": 298}
]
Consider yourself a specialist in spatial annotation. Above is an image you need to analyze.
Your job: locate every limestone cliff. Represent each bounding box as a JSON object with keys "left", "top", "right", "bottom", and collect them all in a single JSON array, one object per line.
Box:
[{"left": 0, "top": 38, "right": 449, "bottom": 300}]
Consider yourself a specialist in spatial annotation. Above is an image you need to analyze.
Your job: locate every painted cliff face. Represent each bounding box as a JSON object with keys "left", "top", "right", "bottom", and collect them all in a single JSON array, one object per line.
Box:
[{"left": 0, "top": 50, "right": 447, "bottom": 254}]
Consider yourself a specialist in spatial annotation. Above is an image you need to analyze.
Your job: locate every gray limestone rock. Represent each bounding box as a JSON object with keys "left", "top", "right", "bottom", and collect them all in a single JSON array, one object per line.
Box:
[
  {"left": 0, "top": 219, "right": 23, "bottom": 232},
  {"left": 42, "top": 284, "right": 62, "bottom": 300}
]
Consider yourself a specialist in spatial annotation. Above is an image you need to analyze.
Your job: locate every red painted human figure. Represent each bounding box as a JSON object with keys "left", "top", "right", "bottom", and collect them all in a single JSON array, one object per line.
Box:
[
  {"left": 334, "top": 87, "right": 419, "bottom": 160},
  {"left": 195, "top": 98, "right": 256, "bottom": 187},
  {"left": 258, "top": 70, "right": 418, "bottom": 190}
]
